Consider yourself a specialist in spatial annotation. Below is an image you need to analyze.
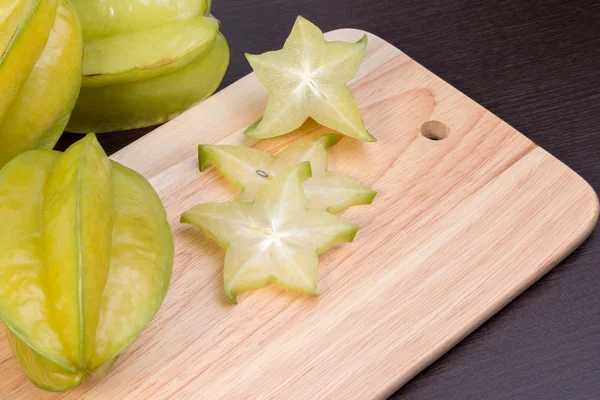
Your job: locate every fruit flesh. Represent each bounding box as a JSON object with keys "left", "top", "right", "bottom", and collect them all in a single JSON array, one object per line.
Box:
[
  {"left": 182, "top": 162, "right": 358, "bottom": 303},
  {"left": 199, "top": 135, "right": 376, "bottom": 213},
  {"left": 244, "top": 16, "right": 374, "bottom": 142},
  {"left": 70, "top": 0, "right": 210, "bottom": 39},
  {"left": 0, "top": 0, "right": 82, "bottom": 166},
  {"left": 0, "top": 135, "right": 174, "bottom": 390},
  {"left": 67, "top": 32, "right": 230, "bottom": 133},
  {"left": 82, "top": 15, "right": 218, "bottom": 87}
]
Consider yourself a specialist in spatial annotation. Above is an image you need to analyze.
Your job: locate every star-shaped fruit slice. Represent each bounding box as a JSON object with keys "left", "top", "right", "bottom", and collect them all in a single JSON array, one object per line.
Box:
[
  {"left": 244, "top": 16, "right": 375, "bottom": 142},
  {"left": 199, "top": 134, "right": 376, "bottom": 213},
  {"left": 181, "top": 162, "right": 358, "bottom": 303}
]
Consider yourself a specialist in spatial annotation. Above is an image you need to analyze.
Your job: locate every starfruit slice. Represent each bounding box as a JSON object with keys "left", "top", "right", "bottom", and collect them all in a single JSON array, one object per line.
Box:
[
  {"left": 244, "top": 16, "right": 375, "bottom": 142},
  {"left": 81, "top": 15, "right": 219, "bottom": 87},
  {"left": 0, "top": 134, "right": 173, "bottom": 391},
  {"left": 181, "top": 162, "right": 358, "bottom": 303},
  {"left": 0, "top": 0, "right": 82, "bottom": 167},
  {"left": 67, "top": 32, "right": 229, "bottom": 133},
  {"left": 199, "top": 134, "right": 376, "bottom": 213}
]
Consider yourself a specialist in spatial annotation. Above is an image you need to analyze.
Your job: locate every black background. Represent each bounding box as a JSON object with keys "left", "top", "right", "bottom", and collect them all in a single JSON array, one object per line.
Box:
[{"left": 56, "top": 1, "right": 600, "bottom": 398}]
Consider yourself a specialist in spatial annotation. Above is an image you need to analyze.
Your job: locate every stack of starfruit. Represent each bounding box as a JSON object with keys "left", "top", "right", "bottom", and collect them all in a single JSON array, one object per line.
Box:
[
  {"left": 67, "top": 0, "right": 229, "bottom": 133},
  {"left": 0, "top": 0, "right": 229, "bottom": 166}
]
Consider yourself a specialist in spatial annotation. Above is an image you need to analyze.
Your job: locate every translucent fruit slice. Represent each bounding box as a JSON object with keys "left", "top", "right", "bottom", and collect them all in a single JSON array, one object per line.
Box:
[
  {"left": 181, "top": 162, "right": 358, "bottom": 303},
  {"left": 244, "top": 16, "right": 374, "bottom": 142},
  {"left": 82, "top": 15, "right": 219, "bottom": 87},
  {"left": 199, "top": 134, "right": 376, "bottom": 213}
]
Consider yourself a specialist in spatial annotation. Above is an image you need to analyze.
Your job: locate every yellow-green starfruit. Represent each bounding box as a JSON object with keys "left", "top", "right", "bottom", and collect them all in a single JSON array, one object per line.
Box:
[
  {"left": 0, "top": 0, "right": 83, "bottom": 168},
  {"left": 68, "top": 32, "right": 229, "bottom": 133},
  {"left": 0, "top": 134, "right": 174, "bottom": 391},
  {"left": 67, "top": 0, "right": 229, "bottom": 133}
]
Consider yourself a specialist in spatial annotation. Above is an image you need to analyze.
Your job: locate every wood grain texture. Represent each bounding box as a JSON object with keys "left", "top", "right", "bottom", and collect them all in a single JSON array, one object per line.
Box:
[
  {"left": 51, "top": 1, "right": 600, "bottom": 399},
  {"left": 5, "top": 28, "right": 597, "bottom": 399}
]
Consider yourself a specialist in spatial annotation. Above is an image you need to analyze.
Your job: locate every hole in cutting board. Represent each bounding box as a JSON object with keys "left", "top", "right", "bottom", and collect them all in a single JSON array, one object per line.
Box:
[{"left": 421, "top": 121, "right": 450, "bottom": 140}]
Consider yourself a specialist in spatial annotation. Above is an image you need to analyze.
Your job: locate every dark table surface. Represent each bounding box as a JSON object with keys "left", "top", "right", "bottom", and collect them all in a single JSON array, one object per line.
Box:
[{"left": 56, "top": 0, "right": 600, "bottom": 398}]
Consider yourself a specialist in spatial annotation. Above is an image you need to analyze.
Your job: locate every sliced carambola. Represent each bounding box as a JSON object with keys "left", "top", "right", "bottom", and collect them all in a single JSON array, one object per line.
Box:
[
  {"left": 181, "top": 162, "right": 358, "bottom": 303},
  {"left": 244, "top": 16, "right": 374, "bottom": 142},
  {"left": 0, "top": 0, "right": 82, "bottom": 168},
  {"left": 70, "top": 0, "right": 211, "bottom": 39},
  {"left": 0, "top": 134, "right": 173, "bottom": 391},
  {"left": 199, "top": 134, "right": 376, "bottom": 212},
  {"left": 67, "top": 32, "right": 229, "bottom": 133},
  {"left": 82, "top": 15, "right": 219, "bottom": 87}
]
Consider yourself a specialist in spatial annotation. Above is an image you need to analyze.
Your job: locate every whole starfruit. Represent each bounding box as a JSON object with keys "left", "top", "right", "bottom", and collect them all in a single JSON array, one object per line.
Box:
[
  {"left": 0, "top": 134, "right": 174, "bottom": 391},
  {"left": 0, "top": 0, "right": 83, "bottom": 168},
  {"left": 66, "top": 0, "right": 229, "bottom": 133}
]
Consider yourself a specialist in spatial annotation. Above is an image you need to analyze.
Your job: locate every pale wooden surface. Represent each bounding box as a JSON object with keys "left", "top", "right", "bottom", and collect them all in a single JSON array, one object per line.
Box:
[{"left": 1, "top": 29, "right": 598, "bottom": 399}]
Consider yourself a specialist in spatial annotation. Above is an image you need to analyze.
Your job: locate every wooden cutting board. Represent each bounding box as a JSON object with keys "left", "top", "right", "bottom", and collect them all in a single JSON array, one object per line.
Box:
[{"left": 2, "top": 29, "right": 598, "bottom": 400}]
